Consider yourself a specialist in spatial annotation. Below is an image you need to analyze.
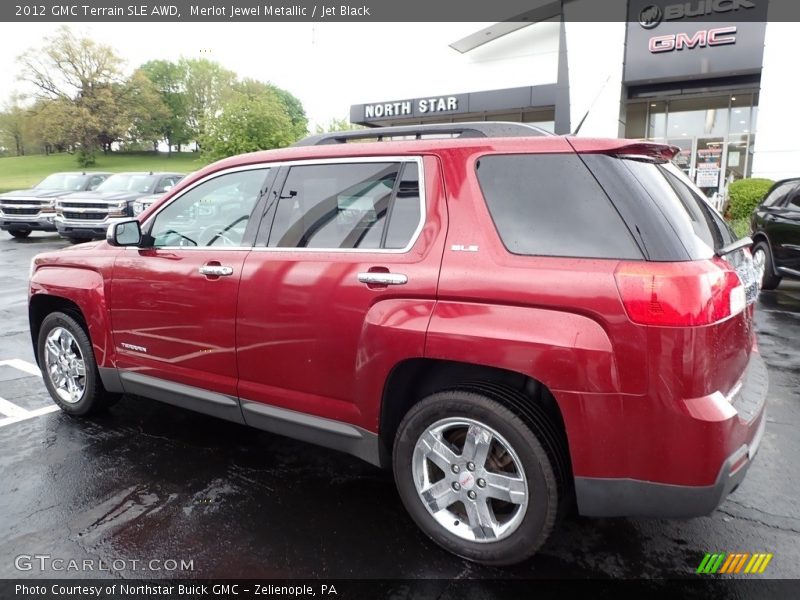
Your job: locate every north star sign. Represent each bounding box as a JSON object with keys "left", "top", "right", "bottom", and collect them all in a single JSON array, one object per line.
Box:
[{"left": 364, "top": 96, "right": 459, "bottom": 119}]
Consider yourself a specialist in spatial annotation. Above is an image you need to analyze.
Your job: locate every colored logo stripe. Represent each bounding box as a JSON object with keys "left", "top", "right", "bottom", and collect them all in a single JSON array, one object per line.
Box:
[{"left": 698, "top": 553, "right": 773, "bottom": 574}]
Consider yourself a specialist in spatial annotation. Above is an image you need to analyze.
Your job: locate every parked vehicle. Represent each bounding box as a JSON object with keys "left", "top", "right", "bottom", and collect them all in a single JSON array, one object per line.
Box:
[
  {"left": 55, "top": 172, "right": 183, "bottom": 242},
  {"left": 0, "top": 172, "right": 110, "bottom": 238},
  {"left": 132, "top": 193, "right": 164, "bottom": 216},
  {"left": 750, "top": 177, "right": 800, "bottom": 289},
  {"left": 29, "top": 123, "right": 767, "bottom": 565}
]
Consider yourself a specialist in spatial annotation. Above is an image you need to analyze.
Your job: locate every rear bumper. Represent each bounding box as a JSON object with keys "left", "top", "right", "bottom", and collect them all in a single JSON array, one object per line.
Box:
[
  {"left": 575, "top": 413, "right": 765, "bottom": 517},
  {"left": 570, "top": 351, "right": 768, "bottom": 518}
]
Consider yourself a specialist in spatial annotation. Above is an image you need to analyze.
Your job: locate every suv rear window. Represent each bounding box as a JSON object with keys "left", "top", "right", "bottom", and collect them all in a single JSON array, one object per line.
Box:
[
  {"left": 619, "top": 159, "right": 736, "bottom": 258},
  {"left": 475, "top": 154, "right": 642, "bottom": 259}
]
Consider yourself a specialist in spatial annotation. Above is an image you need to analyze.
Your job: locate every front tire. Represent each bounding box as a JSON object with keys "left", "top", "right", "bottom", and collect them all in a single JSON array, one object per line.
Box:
[
  {"left": 753, "top": 241, "right": 781, "bottom": 290},
  {"left": 9, "top": 229, "right": 31, "bottom": 239},
  {"left": 393, "top": 388, "right": 561, "bottom": 566},
  {"left": 37, "top": 311, "right": 119, "bottom": 416}
]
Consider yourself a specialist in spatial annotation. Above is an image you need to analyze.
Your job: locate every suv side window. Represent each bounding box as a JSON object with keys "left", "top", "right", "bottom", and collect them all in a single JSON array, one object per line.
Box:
[
  {"left": 267, "top": 161, "right": 421, "bottom": 250},
  {"left": 149, "top": 169, "right": 268, "bottom": 248},
  {"left": 475, "top": 154, "right": 642, "bottom": 259}
]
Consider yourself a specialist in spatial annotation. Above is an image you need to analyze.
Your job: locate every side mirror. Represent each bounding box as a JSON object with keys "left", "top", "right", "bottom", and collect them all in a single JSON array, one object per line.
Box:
[{"left": 106, "top": 220, "right": 142, "bottom": 247}]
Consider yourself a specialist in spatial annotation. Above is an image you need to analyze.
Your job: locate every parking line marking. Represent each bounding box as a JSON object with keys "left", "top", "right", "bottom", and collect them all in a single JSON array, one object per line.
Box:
[
  {"left": 0, "top": 359, "right": 41, "bottom": 377},
  {"left": 0, "top": 396, "right": 29, "bottom": 418},
  {"left": 0, "top": 404, "right": 60, "bottom": 428}
]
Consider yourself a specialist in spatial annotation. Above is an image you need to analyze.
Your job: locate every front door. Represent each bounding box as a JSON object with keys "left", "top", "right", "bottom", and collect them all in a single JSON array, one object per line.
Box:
[
  {"left": 236, "top": 157, "right": 446, "bottom": 432},
  {"left": 110, "top": 167, "right": 273, "bottom": 405}
]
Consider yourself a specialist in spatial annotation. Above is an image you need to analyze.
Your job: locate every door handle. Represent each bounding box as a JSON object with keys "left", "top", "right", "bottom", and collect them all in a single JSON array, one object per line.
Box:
[
  {"left": 357, "top": 272, "right": 408, "bottom": 286},
  {"left": 199, "top": 265, "right": 234, "bottom": 277}
]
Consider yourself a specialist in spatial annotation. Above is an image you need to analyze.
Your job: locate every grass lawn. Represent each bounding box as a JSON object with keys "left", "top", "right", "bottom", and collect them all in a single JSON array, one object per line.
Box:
[{"left": 0, "top": 152, "right": 210, "bottom": 193}]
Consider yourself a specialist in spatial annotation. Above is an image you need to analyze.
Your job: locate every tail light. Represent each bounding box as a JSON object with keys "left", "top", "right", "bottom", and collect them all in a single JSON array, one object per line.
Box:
[{"left": 615, "top": 258, "right": 746, "bottom": 327}]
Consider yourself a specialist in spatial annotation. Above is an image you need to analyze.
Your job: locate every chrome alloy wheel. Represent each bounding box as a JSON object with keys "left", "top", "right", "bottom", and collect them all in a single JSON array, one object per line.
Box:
[
  {"left": 752, "top": 246, "right": 766, "bottom": 287},
  {"left": 412, "top": 417, "right": 529, "bottom": 543},
  {"left": 44, "top": 327, "right": 87, "bottom": 404}
]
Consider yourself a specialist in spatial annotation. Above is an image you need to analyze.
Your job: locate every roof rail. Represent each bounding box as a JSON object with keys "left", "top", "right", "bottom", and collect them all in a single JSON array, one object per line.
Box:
[{"left": 293, "top": 121, "right": 552, "bottom": 147}]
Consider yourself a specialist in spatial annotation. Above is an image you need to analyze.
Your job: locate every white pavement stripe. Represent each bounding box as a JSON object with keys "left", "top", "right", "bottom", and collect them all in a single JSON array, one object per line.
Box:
[
  {"left": 0, "top": 359, "right": 42, "bottom": 377},
  {"left": 0, "top": 404, "right": 60, "bottom": 427},
  {"left": 0, "top": 396, "right": 29, "bottom": 418}
]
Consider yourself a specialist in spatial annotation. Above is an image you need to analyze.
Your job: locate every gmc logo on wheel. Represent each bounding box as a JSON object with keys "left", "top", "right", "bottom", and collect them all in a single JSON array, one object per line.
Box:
[{"left": 649, "top": 26, "right": 737, "bottom": 53}]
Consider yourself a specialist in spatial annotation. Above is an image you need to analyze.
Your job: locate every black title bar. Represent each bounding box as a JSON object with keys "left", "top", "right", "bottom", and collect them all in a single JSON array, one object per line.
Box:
[{"left": 2, "top": 0, "right": 800, "bottom": 22}]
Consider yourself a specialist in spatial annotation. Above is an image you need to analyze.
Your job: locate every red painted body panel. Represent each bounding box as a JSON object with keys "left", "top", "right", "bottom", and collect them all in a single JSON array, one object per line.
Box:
[
  {"left": 235, "top": 156, "right": 447, "bottom": 431},
  {"left": 30, "top": 243, "right": 120, "bottom": 368},
  {"left": 109, "top": 248, "right": 250, "bottom": 397}
]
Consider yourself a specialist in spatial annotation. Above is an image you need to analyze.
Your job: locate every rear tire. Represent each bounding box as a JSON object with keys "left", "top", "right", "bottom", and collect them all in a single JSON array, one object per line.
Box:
[
  {"left": 9, "top": 229, "right": 31, "bottom": 239},
  {"left": 393, "top": 388, "right": 561, "bottom": 566},
  {"left": 753, "top": 241, "right": 781, "bottom": 290},
  {"left": 37, "top": 311, "right": 120, "bottom": 416}
]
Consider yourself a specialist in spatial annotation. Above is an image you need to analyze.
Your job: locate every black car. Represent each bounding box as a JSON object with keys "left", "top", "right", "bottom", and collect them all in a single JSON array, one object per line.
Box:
[{"left": 751, "top": 177, "right": 800, "bottom": 289}]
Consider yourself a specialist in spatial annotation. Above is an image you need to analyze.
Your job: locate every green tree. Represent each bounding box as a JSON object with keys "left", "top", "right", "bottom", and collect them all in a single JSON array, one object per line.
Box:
[
  {"left": 236, "top": 78, "right": 308, "bottom": 140},
  {"left": 139, "top": 60, "right": 192, "bottom": 154},
  {"left": 179, "top": 58, "right": 237, "bottom": 150},
  {"left": 17, "top": 26, "right": 126, "bottom": 164},
  {"left": 315, "top": 117, "right": 364, "bottom": 134},
  {"left": 200, "top": 87, "right": 296, "bottom": 161},
  {"left": 0, "top": 96, "right": 33, "bottom": 156},
  {"left": 28, "top": 98, "right": 73, "bottom": 154},
  {"left": 123, "top": 70, "right": 171, "bottom": 152}
]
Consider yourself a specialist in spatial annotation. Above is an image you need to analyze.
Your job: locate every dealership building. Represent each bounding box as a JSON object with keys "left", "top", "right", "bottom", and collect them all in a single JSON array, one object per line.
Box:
[{"left": 348, "top": 0, "right": 796, "bottom": 195}]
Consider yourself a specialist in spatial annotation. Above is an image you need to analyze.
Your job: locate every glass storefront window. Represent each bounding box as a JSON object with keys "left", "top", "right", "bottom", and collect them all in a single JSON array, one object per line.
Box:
[
  {"left": 624, "top": 91, "right": 759, "bottom": 196},
  {"left": 648, "top": 101, "right": 667, "bottom": 140},
  {"left": 667, "top": 96, "right": 729, "bottom": 137}
]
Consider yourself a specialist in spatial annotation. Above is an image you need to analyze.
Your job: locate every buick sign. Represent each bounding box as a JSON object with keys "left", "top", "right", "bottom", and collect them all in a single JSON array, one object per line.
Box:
[
  {"left": 639, "top": 0, "right": 755, "bottom": 28},
  {"left": 639, "top": 5, "right": 663, "bottom": 28}
]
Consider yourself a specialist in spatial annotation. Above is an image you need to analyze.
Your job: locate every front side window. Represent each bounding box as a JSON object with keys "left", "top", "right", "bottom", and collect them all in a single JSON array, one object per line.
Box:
[
  {"left": 268, "top": 161, "right": 422, "bottom": 250},
  {"left": 149, "top": 169, "right": 268, "bottom": 248}
]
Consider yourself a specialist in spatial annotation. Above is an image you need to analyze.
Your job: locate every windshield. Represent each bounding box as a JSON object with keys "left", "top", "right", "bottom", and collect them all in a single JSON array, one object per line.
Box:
[
  {"left": 35, "top": 174, "right": 87, "bottom": 191},
  {"left": 97, "top": 174, "right": 156, "bottom": 194}
]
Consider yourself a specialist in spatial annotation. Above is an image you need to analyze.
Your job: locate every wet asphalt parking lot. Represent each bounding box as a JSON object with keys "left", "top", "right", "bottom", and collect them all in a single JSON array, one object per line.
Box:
[{"left": 0, "top": 232, "right": 798, "bottom": 582}]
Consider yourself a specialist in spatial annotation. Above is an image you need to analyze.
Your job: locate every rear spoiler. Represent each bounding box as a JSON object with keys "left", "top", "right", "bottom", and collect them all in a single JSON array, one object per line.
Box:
[{"left": 567, "top": 139, "right": 680, "bottom": 162}]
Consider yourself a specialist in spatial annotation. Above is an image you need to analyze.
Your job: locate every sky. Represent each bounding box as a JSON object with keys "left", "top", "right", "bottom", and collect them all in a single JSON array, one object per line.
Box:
[{"left": 0, "top": 21, "right": 525, "bottom": 131}]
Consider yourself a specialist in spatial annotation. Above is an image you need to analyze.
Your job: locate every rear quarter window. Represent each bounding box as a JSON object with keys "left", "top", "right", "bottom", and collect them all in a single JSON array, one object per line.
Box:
[{"left": 475, "top": 153, "right": 642, "bottom": 259}]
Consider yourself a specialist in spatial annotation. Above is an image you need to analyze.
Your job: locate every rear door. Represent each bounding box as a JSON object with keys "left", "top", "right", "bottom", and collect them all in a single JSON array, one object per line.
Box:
[
  {"left": 110, "top": 167, "right": 274, "bottom": 412},
  {"left": 235, "top": 156, "right": 446, "bottom": 432}
]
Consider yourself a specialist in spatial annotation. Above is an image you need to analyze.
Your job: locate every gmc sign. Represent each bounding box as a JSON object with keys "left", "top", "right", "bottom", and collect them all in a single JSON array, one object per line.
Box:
[{"left": 649, "top": 26, "right": 737, "bottom": 53}]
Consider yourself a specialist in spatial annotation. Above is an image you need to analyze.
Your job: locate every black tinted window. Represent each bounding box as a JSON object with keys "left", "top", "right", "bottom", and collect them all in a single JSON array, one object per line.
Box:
[
  {"left": 762, "top": 182, "right": 796, "bottom": 207},
  {"left": 622, "top": 160, "right": 736, "bottom": 253},
  {"left": 385, "top": 164, "right": 421, "bottom": 249},
  {"left": 475, "top": 154, "right": 641, "bottom": 259},
  {"left": 268, "top": 162, "right": 421, "bottom": 250}
]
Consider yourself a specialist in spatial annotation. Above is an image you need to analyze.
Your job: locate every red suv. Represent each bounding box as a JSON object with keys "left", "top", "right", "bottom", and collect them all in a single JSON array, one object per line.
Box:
[{"left": 29, "top": 123, "right": 767, "bottom": 565}]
